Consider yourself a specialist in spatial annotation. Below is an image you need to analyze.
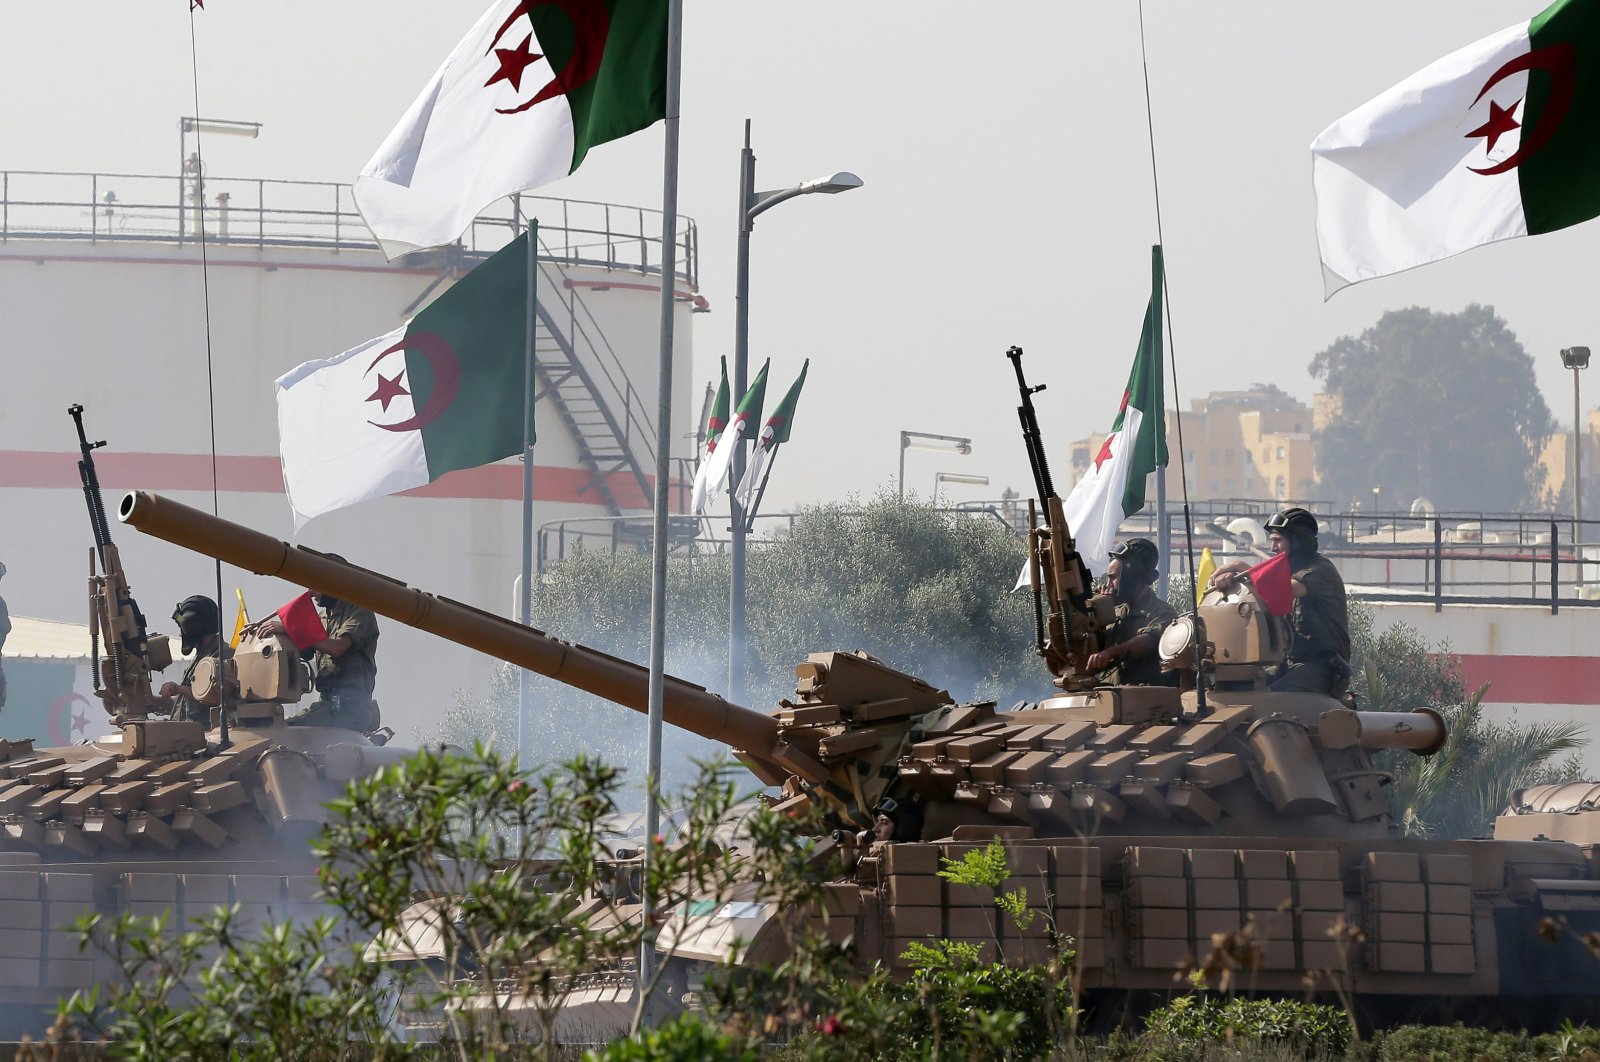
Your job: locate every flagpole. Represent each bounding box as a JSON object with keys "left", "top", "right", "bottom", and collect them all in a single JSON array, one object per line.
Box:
[
  {"left": 518, "top": 207, "right": 537, "bottom": 772},
  {"left": 1152, "top": 246, "right": 1168, "bottom": 588},
  {"left": 639, "top": 0, "right": 683, "bottom": 1027}
]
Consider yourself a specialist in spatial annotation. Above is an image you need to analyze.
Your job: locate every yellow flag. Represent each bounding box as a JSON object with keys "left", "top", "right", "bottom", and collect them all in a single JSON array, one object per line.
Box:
[
  {"left": 1195, "top": 548, "right": 1216, "bottom": 608},
  {"left": 230, "top": 588, "right": 250, "bottom": 648}
]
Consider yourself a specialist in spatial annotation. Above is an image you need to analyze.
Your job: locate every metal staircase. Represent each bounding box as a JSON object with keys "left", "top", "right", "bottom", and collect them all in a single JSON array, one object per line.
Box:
[{"left": 529, "top": 252, "right": 656, "bottom": 516}]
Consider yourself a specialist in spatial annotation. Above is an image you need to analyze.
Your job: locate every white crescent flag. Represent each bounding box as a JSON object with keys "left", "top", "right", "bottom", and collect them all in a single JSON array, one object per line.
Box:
[
  {"left": 1011, "top": 409, "right": 1144, "bottom": 591},
  {"left": 695, "top": 416, "right": 748, "bottom": 512},
  {"left": 734, "top": 424, "right": 776, "bottom": 509}
]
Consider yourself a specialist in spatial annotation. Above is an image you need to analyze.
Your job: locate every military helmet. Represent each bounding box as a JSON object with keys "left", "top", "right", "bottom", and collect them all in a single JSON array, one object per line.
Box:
[
  {"left": 172, "top": 595, "right": 220, "bottom": 655},
  {"left": 1109, "top": 537, "right": 1160, "bottom": 583},
  {"left": 1265, "top": 507, "right": 1319, "bottom": 539}
]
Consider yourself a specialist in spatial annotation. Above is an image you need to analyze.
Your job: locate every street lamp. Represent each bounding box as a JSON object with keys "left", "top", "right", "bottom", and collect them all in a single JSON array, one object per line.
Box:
[
  {"left": 1562, "top": 347, "right": 1591, "bottom": 556},
  {"left": 934, "top": 472, "right": 989, "bottom": 504},
  {"left": 729, "top": 119, "right": 861, "bottom": 705},
  {"left": 899, "top": 431, "right": 972, "bottom": 501}
]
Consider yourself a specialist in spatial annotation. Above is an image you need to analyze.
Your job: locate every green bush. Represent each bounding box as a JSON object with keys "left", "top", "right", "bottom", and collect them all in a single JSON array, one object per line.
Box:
[{"left": 1142, "top": 996, "right": 1352, "bottom": 1059}]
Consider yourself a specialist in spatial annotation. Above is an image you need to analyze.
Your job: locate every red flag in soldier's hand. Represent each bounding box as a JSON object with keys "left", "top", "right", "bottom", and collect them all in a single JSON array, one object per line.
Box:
[
  {"left": 1248, "top": 552, "right": 1294, "bottom": 617},
  {"left": 275, "top": 592, "right": 327, "bottom": 650}
]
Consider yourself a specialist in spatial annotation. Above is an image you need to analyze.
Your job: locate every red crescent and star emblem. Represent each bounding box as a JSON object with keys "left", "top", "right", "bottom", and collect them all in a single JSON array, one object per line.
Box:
[
  {"left": 47, "top": 693, "right": 92, "bottom": 745},
  {"left": 483, "top": 0, "right": 612, "bottom": 116},
  {"left": 364, "top": 332, "right": 462, "bottom": 433},
  {"left": 1093, "top": 391, "right": 1133, "bottom": 473},
  {"left": 1465, "top": 42, "right": 1575, "bottom": 175}
]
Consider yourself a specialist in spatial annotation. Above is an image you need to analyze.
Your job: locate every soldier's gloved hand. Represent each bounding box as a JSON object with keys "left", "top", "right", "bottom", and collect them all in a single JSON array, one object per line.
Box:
[{"left": 158, "top": 681, "right": 179, "bottom": 699}]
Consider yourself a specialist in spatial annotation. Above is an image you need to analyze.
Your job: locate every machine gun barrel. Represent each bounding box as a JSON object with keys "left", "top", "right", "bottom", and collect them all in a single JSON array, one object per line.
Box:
[{"left": 117, "top": 491, "right": 785, "bottom": 768}]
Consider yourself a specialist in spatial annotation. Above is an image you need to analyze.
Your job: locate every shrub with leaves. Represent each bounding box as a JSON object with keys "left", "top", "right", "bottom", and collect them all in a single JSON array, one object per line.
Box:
[
  {"left": 1142, "top": 996, "right": 1353, "bottom": 1059},
  {"left": 52, "top": 908, "right": 402, "bottom": 1061}
]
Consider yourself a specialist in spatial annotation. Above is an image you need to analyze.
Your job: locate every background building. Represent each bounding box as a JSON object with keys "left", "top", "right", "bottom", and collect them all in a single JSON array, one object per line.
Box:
[
  {"left": 1067, "top": 384, "right": 1319, "bottom": 503},
  {"left": 0, "top": 170, "right": 700, "bottom": 743}
]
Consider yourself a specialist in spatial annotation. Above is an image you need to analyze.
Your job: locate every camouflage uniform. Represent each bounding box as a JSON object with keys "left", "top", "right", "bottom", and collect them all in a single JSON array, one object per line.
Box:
[
  {"left": 170, "top": 639, "right": 232, "bottom": 726},
  {"left": 1102, "top": 588, "right": 1178, "bottom": 686},
  {"left": 289, "top": 598, "right": 380, "bottom": 732},
  {"left": 1270, "top": 553, "right": 1351, "bottom": 695}
]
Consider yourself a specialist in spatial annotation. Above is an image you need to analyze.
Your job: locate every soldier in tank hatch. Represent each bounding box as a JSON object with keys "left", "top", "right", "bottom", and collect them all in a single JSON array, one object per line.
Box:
[
  {"left": 1086, "top": 538, "right": 1178, "bottom": 687},
  {"left": 159, "top": 594, "right": 231, "bottom": 725},
  {"left": 260, "top": 559, "right": 380, "bottom": 733},
  {"left": 1209, "top": 507, "right": 1351, "bottom": 696}
]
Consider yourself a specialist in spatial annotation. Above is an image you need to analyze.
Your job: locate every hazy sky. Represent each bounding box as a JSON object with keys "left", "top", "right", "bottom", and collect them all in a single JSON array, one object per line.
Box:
[{"left": 4, "top": 0, "right": 1594, "bottom": 515}]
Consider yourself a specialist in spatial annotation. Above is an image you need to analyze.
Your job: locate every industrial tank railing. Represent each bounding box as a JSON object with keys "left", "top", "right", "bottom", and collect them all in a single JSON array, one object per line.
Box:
[{"left": 0, "top": 169, "right": 698, "bottom": 286}]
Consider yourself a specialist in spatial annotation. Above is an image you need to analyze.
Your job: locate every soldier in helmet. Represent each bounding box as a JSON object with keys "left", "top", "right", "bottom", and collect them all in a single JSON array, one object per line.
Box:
[
  {"left": 0, "top": 561, "right": 10, "bottom": 711},
  {"left": 159, "top": 595, "right": 231, "bottom": 726},
  {"left": 261, "top": 563, "right": 380, "bottom": 733},
  {"left": 1086, "top": 538, "right": 1178, "bottom": 686},
  {"left": 1210, "top": 507, "right": 1351, "bottom": 695}
]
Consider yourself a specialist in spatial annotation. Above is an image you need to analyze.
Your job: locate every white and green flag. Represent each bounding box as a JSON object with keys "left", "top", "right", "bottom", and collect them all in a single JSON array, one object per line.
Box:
[
  {"left": 1313, "top": 0, "right": 1600, "bottom": 296},
  {"left": 355, "top": 0, "right": 668, "bottom": 259},
  {"left": 696, "top": 360, "right": 768, "bottom": 512},
  {"left": 690, "top": 356, "right": 731, "bottom": 516},
  {"left": 735, "top": 359, "right": 808, "bottom": 509},
  {"left": 1059, "top": 250, "right": 1168, "bottom": 574},
  {"left": 277, "top": 233, "right": 534, "bottom": 530}
]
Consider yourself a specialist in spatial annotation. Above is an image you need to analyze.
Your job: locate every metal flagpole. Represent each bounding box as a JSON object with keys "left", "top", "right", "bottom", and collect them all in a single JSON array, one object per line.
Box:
[
  {"left": 639, "top": 0, "right": 683, "bottom": 1025},
  {"left": 518, "top": 208, "right": 537, "bottom": 769},
  {"left": 1151, "top": 246, "right": 1168, "bottom": 588}
]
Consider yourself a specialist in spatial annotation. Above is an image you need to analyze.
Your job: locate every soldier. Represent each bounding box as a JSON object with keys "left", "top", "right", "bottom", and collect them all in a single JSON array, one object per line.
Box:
[
  {"left": 1210, "top": 507, "right": 1351, "bottom": 695},
  {"left": 1086, "top": 538, "right": 1177, "bottom": 686},
  {"left": 0, "top": 561, "right": 9, "bottom": 711},
  {"left": 159, "top": 595, "right": 230, "bottom": 726},
  {"left": 271, "top": 575, "right": 381, "bottom": 733}
]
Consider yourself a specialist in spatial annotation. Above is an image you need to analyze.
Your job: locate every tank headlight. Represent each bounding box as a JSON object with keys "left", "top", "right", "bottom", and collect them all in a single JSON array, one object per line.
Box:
[{"left": 1159, "top": 615, "right": 1198, "bottom": 665}]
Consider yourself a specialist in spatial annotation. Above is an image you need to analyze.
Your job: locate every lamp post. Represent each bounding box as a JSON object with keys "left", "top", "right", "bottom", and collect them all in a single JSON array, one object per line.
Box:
[
  {"left": 729, "top": 119, "right": 861, "bottom": 705},
  {"left": 898, "top": 431, "right": 973, "bottom": 501},
  {"left": 1563, "top": 347, "right": 1591, "bottom": 586},
  {"left": 178, "top": 117, "right": 261, "bottom": 241},
  {"left": 934, "top": 472, "right": 989, "bottom": 504}
]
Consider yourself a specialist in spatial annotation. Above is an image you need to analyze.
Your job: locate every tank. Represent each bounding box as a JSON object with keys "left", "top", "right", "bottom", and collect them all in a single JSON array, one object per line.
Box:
[
  {"left": 0, "top": 428, "right": 418, "bottom": 1038},
  {"left": 114, "top": 483, "right": 1600, "bottom": 1032}
]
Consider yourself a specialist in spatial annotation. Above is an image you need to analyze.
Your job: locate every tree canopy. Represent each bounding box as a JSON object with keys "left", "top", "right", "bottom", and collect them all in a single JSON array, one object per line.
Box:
[
  {"left": 1309, "top": 304, "right": 1554, "bottom": 512},
  {"left": 432, "top": 495, "right": 1037, "bottom": 794}
]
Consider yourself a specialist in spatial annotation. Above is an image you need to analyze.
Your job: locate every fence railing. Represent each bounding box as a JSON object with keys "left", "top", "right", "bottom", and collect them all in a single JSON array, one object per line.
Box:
[
  {"left": 0, "top": 169, "right": 697, "bottom": 285},
  {"left": 537, "top": 495, "right": 1600, "bottom": 611}
]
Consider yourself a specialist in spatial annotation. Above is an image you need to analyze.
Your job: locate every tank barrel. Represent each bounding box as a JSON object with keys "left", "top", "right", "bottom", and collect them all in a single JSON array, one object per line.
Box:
[
  {"left": 1319, "top": 707, "right": 1447, "bottom": 756},
  {"left": 117, "top": 491, "right": 784, "bottom": 765}
]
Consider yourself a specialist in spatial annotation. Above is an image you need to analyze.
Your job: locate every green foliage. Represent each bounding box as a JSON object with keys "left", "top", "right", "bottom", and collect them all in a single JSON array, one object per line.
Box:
[
  {"left": 582, "top": 1011, "right": 757, "bottom": 1061},
  {"left": 1309, "top": 304, "right": 1554, "bottom": 512},
  {"left": 791, "top": 944, "right": 1072, "bottom": 1061},
  {"left": 56, "top": 908, "right": 402, "bottom": 1061},
  {"left": 1141, "top": 996, "right": 1353, "bottom": 1059},
  {"left": 1368, "top": 1021, "right": 1600, "bottom": 1061},
  {"left": 431, "top": 496, "right": 1034, "bottom": 798},
  {"left": 937, "top": 838, "right": 1010, "bottom": 889}
]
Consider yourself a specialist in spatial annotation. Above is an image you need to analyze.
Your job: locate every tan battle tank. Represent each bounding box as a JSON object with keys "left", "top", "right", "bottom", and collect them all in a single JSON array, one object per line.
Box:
[
  {"left": 116, "top": 474, "right": 1600, "bottom": 1032},
  {"left": 0, "top": 411, "right": 414, "bottom": 1038}
]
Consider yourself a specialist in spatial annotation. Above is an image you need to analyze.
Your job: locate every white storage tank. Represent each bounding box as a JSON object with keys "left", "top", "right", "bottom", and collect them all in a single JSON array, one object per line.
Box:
[{"left": 0, "top": 170, "right": 701, "bottom": 742}]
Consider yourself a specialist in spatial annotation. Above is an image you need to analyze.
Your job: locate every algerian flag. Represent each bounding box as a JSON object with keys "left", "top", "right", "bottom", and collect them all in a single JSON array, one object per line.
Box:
[
  {"left": 690, "top": 357, "right": 731, "bottom": 516},
  {"left": 277, "top": 231, "right": 534, "bottom": 530},
  {"left": 696, "top": 360, "right": 768, "bottom": 512},
  {"left": 735, "top": 359, "right": 808, "bottom": 510},
  {"left": 1059, "top": 247, "right": 1168, "bottom": 574},
  {"left": 355, "top": 0, "right": 668, "bottom": 260},
  {"left": 1313, "top": 0, "right": 1600, "bottom": 297}
]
